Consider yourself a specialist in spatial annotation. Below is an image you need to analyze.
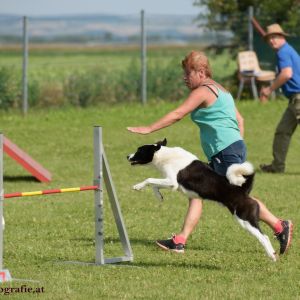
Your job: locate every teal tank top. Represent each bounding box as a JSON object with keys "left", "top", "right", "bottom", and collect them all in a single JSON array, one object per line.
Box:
[{"left": 190, "top": 86, "right": 242, "bottom": 160}]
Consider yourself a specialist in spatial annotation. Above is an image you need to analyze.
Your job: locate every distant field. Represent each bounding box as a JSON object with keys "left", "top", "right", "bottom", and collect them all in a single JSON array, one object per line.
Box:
[
  {"left": 0, "top": 44, "right": 236, "bottom": 83},
  {"left": 0, "top": 101, "right": 299, "bottom": 299},
  {"left": 0, "top": 44, "right": 238, "bottom": 109}
]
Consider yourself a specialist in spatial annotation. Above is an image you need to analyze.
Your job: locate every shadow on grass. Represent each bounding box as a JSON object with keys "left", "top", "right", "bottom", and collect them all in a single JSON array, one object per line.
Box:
[
  {"left": 71, "top": 236, "right": 260, "bottom": 254},
  {"left": 70, "top": 237, "right": 154, "bottom": 247},
  {"left": 4, "top": 175, "right": 39, "bottom": 182},
  {"left": 53, "top": 256, "right": 221, "bottom": 270},
  {"left": 54, "top": 256, "right": 221, "bottom": 271},
  {"left": 127, "top": 260, "right": 221, "bottom": 270},
  {"left": 67, "top": 237, "right": 220, "bottom": 270}
]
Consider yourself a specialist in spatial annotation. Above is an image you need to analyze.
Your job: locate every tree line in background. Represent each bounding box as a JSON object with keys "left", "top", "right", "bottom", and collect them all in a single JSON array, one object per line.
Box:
[{"left": 194, "top": 0, "right": 300, "bottom": 46}]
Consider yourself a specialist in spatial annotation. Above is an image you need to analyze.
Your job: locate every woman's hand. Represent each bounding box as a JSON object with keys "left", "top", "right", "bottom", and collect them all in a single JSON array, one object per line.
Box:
[{"left": 127, "top": 126, "right": 152, "bottom": 134}]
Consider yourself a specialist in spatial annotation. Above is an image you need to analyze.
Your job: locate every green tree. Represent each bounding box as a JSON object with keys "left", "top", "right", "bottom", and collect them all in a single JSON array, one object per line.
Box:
[{"left": 193, "top": 0, "right": 300, "bottom": 46}]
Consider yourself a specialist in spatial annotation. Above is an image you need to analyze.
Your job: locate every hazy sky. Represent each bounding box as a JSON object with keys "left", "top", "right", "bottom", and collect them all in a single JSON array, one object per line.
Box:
[{"left": 0, "top": 0, "right": 198, "bottom": 16}]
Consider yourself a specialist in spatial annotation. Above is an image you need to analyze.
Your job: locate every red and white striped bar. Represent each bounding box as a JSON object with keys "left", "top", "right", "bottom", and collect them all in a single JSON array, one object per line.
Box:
[{"left": 4, "top": 185, "right": 98, "bottom": 199}]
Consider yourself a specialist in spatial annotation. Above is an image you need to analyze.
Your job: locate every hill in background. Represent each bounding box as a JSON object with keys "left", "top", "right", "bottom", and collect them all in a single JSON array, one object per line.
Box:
[{"left": 0, "top": 13, "right": 232, "bottom": 45}]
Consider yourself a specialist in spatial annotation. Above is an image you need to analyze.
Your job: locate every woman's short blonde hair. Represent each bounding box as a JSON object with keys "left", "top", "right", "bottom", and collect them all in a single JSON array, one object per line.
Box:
[{"left": 182, "top": 51, "right": 212, "bottom": 78}]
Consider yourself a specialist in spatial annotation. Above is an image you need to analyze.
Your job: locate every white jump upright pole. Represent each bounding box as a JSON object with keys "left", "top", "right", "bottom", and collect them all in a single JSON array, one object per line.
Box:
[
  {"left": 93, "top": 126, "right": 105, "bottom": 264},
  {"left": 0, "top": 133, "right": 12, "bottom": 282},
  {"left": 93, "top": 126, "right": 133, "bottom": 264}
]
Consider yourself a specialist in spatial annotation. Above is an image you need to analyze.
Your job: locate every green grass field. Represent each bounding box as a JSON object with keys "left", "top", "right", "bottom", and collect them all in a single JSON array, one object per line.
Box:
[
  {"left": 0, "top": 45, "right": 236, "bottom": 84},
  {"left": 0, "top": 100, "right": 299, "bottom": 299}
]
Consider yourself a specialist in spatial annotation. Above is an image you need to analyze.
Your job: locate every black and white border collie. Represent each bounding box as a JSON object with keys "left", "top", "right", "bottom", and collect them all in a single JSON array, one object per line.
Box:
[{"left": 127, "top": 139, "right": 277, "bottom": 261}]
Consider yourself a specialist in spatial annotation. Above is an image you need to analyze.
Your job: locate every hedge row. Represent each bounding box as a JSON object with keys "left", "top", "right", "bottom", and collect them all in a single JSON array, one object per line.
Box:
[{"left": 0, "top": 58, "right": 190, "bottom": 109}]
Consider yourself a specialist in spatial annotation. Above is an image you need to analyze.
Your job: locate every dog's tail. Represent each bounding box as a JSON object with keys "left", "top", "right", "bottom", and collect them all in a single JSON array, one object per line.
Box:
[{"left": 226, "top": 162, "right": 254, "bottom": 193}]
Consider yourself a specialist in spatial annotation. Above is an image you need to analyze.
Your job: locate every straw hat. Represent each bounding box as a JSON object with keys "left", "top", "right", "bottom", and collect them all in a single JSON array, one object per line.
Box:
[{"left": 264, "top": 24, "right": 289, "bottom": 39}]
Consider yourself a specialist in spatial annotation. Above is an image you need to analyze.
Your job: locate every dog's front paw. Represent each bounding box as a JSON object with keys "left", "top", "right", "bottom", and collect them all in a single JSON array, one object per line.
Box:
[{"left": 133, "top": 182, "right": 145, "bottom": 191}]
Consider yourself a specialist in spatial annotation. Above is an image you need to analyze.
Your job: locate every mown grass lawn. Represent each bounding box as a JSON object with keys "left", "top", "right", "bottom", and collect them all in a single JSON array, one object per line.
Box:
[{"left": 0, "top": 99, "right": 299, "bottom": 299}]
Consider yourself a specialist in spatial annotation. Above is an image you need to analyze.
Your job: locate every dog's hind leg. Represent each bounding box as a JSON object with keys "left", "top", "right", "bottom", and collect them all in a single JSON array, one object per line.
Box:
[{"left": 234, "top": 215, "right": 277, "bottom": 261}]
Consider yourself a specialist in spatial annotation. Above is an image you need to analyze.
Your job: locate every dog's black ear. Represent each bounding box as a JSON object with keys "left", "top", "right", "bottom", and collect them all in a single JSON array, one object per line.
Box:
[{"left": 157, "top": 138, "right": 167, "bottom": 146}]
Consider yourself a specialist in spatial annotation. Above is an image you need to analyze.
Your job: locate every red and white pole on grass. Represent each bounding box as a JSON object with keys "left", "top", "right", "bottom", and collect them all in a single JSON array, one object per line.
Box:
[{"left": 4, "top": 185, "right": 98, "bottom": 199}]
